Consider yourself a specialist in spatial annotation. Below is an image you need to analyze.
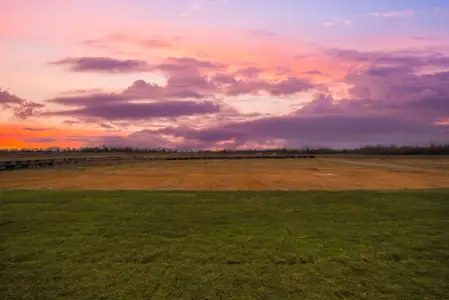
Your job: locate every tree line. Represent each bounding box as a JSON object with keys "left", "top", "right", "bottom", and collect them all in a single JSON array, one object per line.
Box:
[{"left": 1, "top": 144, "right": 449, "bottom": 155}]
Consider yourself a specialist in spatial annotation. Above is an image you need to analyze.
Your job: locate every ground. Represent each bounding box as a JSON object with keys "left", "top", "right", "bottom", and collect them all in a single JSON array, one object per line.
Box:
[
  {"left": 1, "top": 156, "right": 448, "bottom": 299},
  {"left": 1, "top": 156, "right": 449, "bottom": 190},
  {"left": 1, "top": 190, "right": 449, "bottom": 299}
]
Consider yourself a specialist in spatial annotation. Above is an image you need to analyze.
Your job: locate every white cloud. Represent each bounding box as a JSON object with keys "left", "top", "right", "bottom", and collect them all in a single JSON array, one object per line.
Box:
[{"left": 321, "top": 18, "right": 352, "bottom": 27}]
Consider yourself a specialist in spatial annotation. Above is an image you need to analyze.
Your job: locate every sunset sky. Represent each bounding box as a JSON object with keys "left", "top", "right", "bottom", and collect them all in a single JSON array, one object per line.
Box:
[{"left": 1, "top": 0, "right": 449, "bottom": 149}]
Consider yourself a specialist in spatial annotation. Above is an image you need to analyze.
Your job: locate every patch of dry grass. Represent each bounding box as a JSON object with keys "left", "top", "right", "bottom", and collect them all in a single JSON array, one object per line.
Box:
[
  {"left": 339, "top": 156, "right": 449, "bottom": 171},
  {"left": 1, "top": 158, "right": 449, "bottom": 190}
]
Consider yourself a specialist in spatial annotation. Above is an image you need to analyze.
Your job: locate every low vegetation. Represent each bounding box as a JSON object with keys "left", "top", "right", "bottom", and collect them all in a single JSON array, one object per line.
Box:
[
  {"left": 1, "top": 190, "right": 448, "bottom": 299},
  {"left": 2, "top": 143, "right": 449, "bottom": 156}
]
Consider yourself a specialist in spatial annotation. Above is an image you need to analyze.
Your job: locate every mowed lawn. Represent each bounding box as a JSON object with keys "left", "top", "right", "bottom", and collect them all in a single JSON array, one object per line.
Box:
[{"left": 1, "top": 190, "right": 448, "bottom": 299}]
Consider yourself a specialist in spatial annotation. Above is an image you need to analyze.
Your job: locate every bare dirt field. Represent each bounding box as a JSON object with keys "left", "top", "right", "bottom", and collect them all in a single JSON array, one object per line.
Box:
[{"left": 1, "top": 157, "right": 449, "bottom": 190}]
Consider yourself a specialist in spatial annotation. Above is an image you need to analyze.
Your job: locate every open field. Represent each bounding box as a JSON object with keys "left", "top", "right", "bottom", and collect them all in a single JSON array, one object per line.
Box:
[
  {"left": 2, "top": 156, "right": 448, "bottom": 298},
  {"left": 1, "top": 157, "right": 449, "bottom": 190},
  {"left": 329, "top": 155, "right": 449, "bottom": 171},
  {"left": 1, "top": 189, "right": 448, "bottom": 299}
]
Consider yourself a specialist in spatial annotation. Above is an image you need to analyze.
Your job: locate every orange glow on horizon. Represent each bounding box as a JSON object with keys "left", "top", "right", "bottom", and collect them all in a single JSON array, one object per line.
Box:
[{"left": 0, "top": 123, "right": 122, "bottom": 149}]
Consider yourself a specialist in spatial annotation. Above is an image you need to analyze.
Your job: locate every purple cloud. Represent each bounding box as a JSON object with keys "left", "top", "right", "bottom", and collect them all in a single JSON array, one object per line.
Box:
[
  {"left": 48, "top": 77, "right": 205, "bottom": 108},
  {"left": 49, "top": 93, "right": 130, "bottom": 106},
  {"left": 13, "top": 102, "right": 44, "bottom": 120},
  {"left": 122, "top": 80, "right": 164, "bottom": 99},
  {"left": 96, "top": 130, "right": 228, "bottom": 150},
  {"left": 143, "top": 61, "right": 449, "bottom": 148},
  {"left": 328, "top": 49, "right": 449, "bottom": 69},
  {"left": 44, "top": 101, "right": 221, "bottom": 120},
  {"left": 27, "top": 48, "right": 449, "bottom": 150},
  {"left": 268, "top": 77, "right": 314, "bottom": 96},
  {"left": 47, "top": 65, "right": 314, "bottom": 116},
  {"left": 238, "top": 67, "right": 262, "bottom": 78},
  {"left": 304, "top": 70, "right": 323, "bottom": 75},
  {"left": 101, "top": 132, "right": 177, "bottom": 149},
  {"left": 1, "top": 89, "right": 25, "bottom": 104},
  {"left": 165, "top": 71, "right": 216, "bottom": 93},
  {"left": 153, "top": 113, "right": 448, "bottom": 149},
  {"left": 51, "top": 55, "right": 221, "bottom": 81},
  {"left": 1, "top": 89, "right": 43, "bottom": 119},
  {"left": 226, "top": 76, "right": 313, "bottom": 96},
  {"left": 213, "top": 73, "right": 238, "bottom": 84},
  {"left": 48, "top": 55, "right": 313, "bottom": 99},
  {"left": 157, "top": 57, "right": 224, "bottom": 72},
  {"left": 165, "top": 90, "right": 205, "bottom": 99},
  {"left": 49, "top": 57, "right": 152, "bottom": 73},
  {"left": 343, "top": 63, "right": 449, "bottom": 123},
  {"left": 23, "top": 127, "right": 51, "bottom": 132}
]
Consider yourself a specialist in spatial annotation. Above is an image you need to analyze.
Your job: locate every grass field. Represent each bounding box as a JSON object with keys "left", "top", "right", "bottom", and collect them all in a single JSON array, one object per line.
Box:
[
  {"left": 1, "top": 189, "right": 449, "bottom": 299},
  {"left": 1, "top": 157, "right": 449, "bottom": 190},
  {"left": 1, "top": 156, "right": 448, "bottom": 298}
]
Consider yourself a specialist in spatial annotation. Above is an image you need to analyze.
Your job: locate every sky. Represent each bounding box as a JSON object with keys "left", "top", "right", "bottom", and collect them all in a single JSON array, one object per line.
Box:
[{"left": 1, "top": 0, "right": 449, "bottom": 150}]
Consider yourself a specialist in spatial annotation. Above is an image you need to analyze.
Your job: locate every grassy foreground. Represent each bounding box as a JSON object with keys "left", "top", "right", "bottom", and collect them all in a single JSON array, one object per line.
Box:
[{"left": 1, "top": 190, "right": 448, "bottom": 299}]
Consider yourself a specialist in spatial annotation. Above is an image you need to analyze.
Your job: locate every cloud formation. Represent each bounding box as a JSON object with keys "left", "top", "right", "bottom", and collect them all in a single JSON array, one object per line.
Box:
[
  {"left": 50, "top": 57, "right": 152, "bottom": 73},
  {"left": 44, "top": 101, "right": 221, "bottom": 120},
  {"left": 4, "top": 44, "right": 449, "bottom": 150},
  {"left": 328, "top": 49, "right": 449, "bottom": 68},
  {"left": 49, "top": 56, "right": 226, "bottom": 74},
  {"left": 23, "top": 127, "right": 52, "bottom": 132},
  {"left": 0, "top": 89, "right": 43, "bottom": 120},
  {"left": 2, "top": 0, "right": 449, "bottom": 150},
  {"left": 90, "top": 48, "right": 449, "bottom": 149},
  {"left": 322, "top": 18, "right": 352, "bottom": 27},
  {"left": 47, "top": 56, "right": 314, "bottom": 109},
  {"left": 41, "top": 55, "right": 315, "bottom": 127},
  {"left": 0, "top": 89, "right": 25, "bottom": 104},
  {"left": 155, "top": 114, "right": 446, "bottom": 149}
]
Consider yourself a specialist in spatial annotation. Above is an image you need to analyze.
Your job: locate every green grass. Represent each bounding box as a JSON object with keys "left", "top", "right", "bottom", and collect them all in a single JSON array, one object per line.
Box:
[{"left": 1, "top": 190, "right": 448, "bottom": 299}]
